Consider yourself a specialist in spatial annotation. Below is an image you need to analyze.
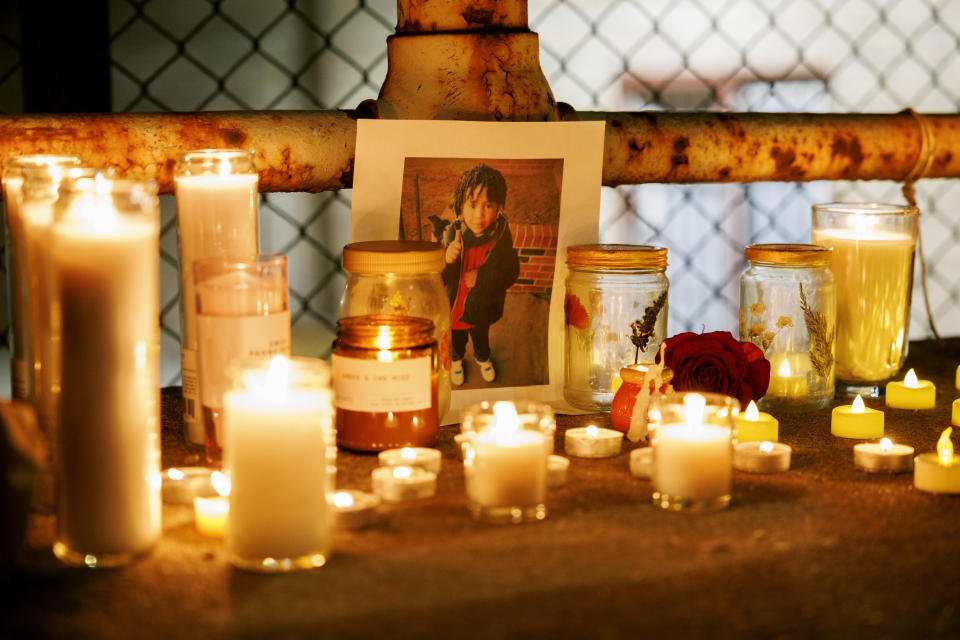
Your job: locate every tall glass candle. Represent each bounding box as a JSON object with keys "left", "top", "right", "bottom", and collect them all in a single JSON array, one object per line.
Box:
[
  {"left": 2, "top": 155, "right": 81, "bottom": 399},
  {"left": 224, "top": 356, "right": 333, "bottom": 571},
  {"left": 50, "top": 175, "right": 161, "bottom": 567},
  {"left": 194, "top": 255, "right": 290, "bottom": 465},
  {"left": 811, "top": 203, "right": 917, "bottom": 397},
  {"left": 174, "top": 149, "right": 258, "bottom": 446}
]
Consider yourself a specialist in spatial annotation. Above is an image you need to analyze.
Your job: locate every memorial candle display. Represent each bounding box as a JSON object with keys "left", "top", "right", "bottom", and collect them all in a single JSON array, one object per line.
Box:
[
  {"left": 194, "top": 255, "right": 290, "bottom": 464},
  {"left": 223, "top": 356, "right": 333, "bottom": 572},
  {"left": 1, "top": 155, "right": 81, "bottom": 399},
  {"left": 831, "top": 394, "right": 884, "bottom": 439},
  {"left": 174, "top": 149, "right": 259, "bottom": 445},
  {"left": 811, "top": 203, "right": 917, "bottom": 396},
  {"left": 914, "top": 427, "right": 960, "bottom": 494},
  {"left": 461, "top": 401, "right": 549, "bottom": 524},
  {"left": 885, "top": 369, "right": 936, "bottom": 409},
  {"left": 50, "top": 175, "right": 161, "bottom": 567},
  {"left": 652, "top": 392, "right": 736, "bottom": 512}
]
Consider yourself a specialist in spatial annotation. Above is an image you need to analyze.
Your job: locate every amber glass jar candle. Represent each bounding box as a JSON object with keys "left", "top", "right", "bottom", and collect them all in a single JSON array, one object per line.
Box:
[{"left": 332, "top": 315, "right": 439, "bottom": 452}]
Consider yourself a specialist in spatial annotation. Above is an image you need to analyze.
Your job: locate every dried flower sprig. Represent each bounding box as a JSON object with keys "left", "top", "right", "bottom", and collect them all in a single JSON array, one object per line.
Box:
[
  {"left": 630, "top": 291, "right": 667, "bottom": 364},
  {"left": 799, "top": 282, "right": 834, "bottom": 379}
]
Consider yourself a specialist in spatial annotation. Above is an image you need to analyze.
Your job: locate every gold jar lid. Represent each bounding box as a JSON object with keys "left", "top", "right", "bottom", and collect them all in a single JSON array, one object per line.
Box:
[
  {"left": 744, "top": 243, "right": 832, "bottom": 265},
  {"left": 566, "top": 244, "right": 667, "bottom": 270},
  {"left": 337, "top": 314, "right": 436, "bottom": 349},
  {"left": 620, "top": 364, "right": 674, "bottom": 387},
  {"left": 342, "top": 240, "right": 445, "bottom": 274}
]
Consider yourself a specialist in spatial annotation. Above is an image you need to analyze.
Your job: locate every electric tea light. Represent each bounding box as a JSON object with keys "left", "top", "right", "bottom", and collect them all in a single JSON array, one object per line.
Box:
[
  {"left": 734, "top": 401, "right": 779, "bottom": 443},
  {"left": 914, "top": 428, "right": 960, "bottom": 494},
  {"left": 885, "top": 369, "right": 936, "bottom": 410},
  {"left": 831, "top": 395, "right": 884, "bottom": 439}
]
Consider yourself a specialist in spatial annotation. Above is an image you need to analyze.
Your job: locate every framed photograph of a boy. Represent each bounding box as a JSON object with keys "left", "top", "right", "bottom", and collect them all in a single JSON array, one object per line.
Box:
[{"left": 351, "top": 120, "right": 604, "bottom": 422}]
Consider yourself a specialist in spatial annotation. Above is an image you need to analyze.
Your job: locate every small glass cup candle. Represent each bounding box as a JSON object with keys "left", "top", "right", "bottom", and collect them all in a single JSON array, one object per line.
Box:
[
  {"left": 461, "top": 401, "right": 550, "bottom": 524},
  {"left": 175, "top": 149, "right": 259, "bottom": 446},
  {"left": 50, "top": 175, "right": 161, "bottom": 568},
  {"left": 194, "top": 471, "right": 231, "bottom": 538},
  {"left": 733, "top": 441, "right": 791, "bottom": 473},
  {"left": 733, "top": 401, "right": 779, "bottom": 443},
  {"left": 609, "top": 363, "right": 674, "bottom": 442},
  {"left": 739, "top": 243, "right": 836, "bottom": 412},
  {"left": 811, "top": 203, "right": 918, "bottom": 398},
  {"left": 194, "top": 255, "right": 291, "bottom": 465},
  {"left": 652, "top": 392, "right": 737, "bottom": 512},
  {"left": 854, "top": 438, "right": 914, "bottom": 473},
  {"left": 831, "top": 394, "right": 884, "bottom": 439},
  {"left": 885, "top": 369, "right": 936, "bottom": 409},
  {"left": 223, "top": 356, "right": 334, "bottom": 572},
  {"left": 914, "top": 428, "right": 960, "bottom": 494}
]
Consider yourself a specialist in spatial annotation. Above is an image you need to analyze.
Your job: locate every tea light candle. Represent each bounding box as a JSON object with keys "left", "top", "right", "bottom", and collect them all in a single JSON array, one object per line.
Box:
[
  {"left": 371, "top": 465, "right": 437, "bottom": 503},
  {"left": 952, "top": 399, "right": 960, "bottom": 427},
  {"left": 886, "top": 369, "right": 936, "bottom": 409},
  {"left": 765, "top": 353, "right": 809, "bottom": 399},
  {"left": 547, "top": 455, "right": 569, "bottom": 488},
  {"left": 162, "top": 466, "right": 216, "bottom": 504},
  {"left": 733, "top": 401, "right": 779, "bottom": 443},
  {"left": 329, "top": 490, "right": 380, "bottom": 529},
  {"left": 733, "top": 441, "right": 791, "bottom": 473},
  {"left": 831, "top": 394, "right": 884, "bottom": 439},
  {"left": 955, "top": 364, "right": 959, "bottom": 391},
  {"left": 565, "top": 424, "right": 623, "bottom": 458},
  {"left": 630, "top": 447, "right": 653, "bottom": 479},
  {"left": 914, "top": 428, "right": 960, "bottom": 494},
  {"left": 378, "top": 447, "right": 442, "bottom": 474},
  {"left": 194, "top": 470, "right": 230, "bottom": 538},
  {"left": 854, "top": 438, "right": 914, "bottom": 473}
]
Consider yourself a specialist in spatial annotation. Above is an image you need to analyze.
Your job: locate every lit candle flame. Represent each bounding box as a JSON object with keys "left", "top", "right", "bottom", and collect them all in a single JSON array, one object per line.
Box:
[
  {"left": 332, "top": 491, "right": 355, "bottom": 508},
  {"left": 904, "top": 368, "right": 919, "bottom": 389},
  {"left": 393, "top": 466, "right": 413, "bottom": 480},
  {"left": 218, "top": 157, "right": 231, "bottom": 177},
  {"left": 166, "top": 467, "right": 185, "bottom": 481},
  {"left": 375, "top": 326, "right": 392, "bottom": 351},
  {"left": 938, "top": 427, "right": 954, "bottom": 466},
  {"left": 744, "top": 401, "right": 760, "bottom": 422},
  {"left": 586, "top": 425, "right": 599, "bottom": 439},
  {"left": 851, "top": 395, "right": 866, "bottom": 414},
  {"left": 493, "top": 401, "right": 520, "bottom": 430},
  {"left": 400, "top": 447, "right": 417, "bottom": 461},
  {"left": 880, "top": 438, "right": 893, "bottom": 453},
  {"left": 759, "top": 441, "right": 774, "bottom": 454},
  {"left": 684, "top": 393, "right": 706, "bottom": 427},
  {"left": 211, "top": 470, "right": 231, "bottom": 497},
  {"left": 263, "top": 355, "right": 291, "bottom": 398},
  {"left": 777, "top": 359, "right": 792, "bottom": 377}
]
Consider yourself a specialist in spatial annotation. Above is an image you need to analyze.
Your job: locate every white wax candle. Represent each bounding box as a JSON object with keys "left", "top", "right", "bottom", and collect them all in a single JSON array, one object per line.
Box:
[
  {"left": 223, "top": 360, "right": 333, "bottom": 568},
  {"left": 547, "top": 454, "right": 569, "bottom": 488},
  {"left": 329, "top": 490, "right": 380, "bottom": 529},
  {"left": 175, "top": 170, "right": 258, "bottom": 444},
  {"left": 378, "top": 447, "right": 442, "bottom": 474},
  {"left": 371, "top": 465, "right": 437, "bottom": 502},
  {"left": 733, "top": 441, "right": 791, "bottom": 473},
  {"left": 655, "top": 424, "right": 732, "bottom": 503},
  {"left": 52, "top": 204, "right": 161, "bottom": 561},
  {"left": 853, "top": 439, "right": 914, "bottom": 473},
  {"left": 565, "top": 425, "right": 623, "bottom": 458},
  {"left": 630, "top": 447, "right": 653, "bottom": 479},
  {"left": 466, "top": 428, "right": 546, "bottom": 508},
  {"left": 162, "top": 466, "right": 216, "bottom": 504}
]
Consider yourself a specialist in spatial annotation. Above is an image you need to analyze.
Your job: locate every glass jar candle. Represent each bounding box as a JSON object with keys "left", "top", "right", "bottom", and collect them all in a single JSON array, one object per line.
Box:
[
  {"left": 332, "top": 315, "right": 439, "bottom": 452},
  {"left": 739, "top": 244, "right": 836, "bottom": 412},
  {"left": 339, "top": 240, "right": 451, "bottom": 421},
  {"left": 564, "top": 244, "right": 669, "bottom": 412},
  {"left": 811, "top": 203, "right": 918, "bottom": 398}
]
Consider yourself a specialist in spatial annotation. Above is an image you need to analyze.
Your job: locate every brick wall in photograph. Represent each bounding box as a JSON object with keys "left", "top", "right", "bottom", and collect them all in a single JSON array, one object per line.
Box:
[{"left": 509, "top": 222, "right": 557, "bottom": 295}]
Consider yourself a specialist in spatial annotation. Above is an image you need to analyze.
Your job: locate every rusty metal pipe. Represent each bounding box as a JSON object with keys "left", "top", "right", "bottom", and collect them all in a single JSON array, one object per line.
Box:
[{"left": 1, "top": 110, "right": 959, "bottom": 194}]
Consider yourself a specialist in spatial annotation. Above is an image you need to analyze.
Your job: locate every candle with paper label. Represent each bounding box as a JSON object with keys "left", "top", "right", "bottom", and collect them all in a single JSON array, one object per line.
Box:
[
  {"left": 831, "top": 394, "right": 884, "bottom": 439},
  {"left": 854, "top": 438, "right": 914, "bottom": 473},
  {"left": 734, "top": 401, "right": 779, "bottom": 443},
  {"left": 914, "top": 428, "right": 960, "bottom": 494},
  {"left": 885, "top": 369, "right": 936, "bottom": 409}
]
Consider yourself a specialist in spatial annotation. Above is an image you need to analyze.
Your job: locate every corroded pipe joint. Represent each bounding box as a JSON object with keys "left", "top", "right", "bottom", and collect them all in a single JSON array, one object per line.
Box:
[{"left": 397, "top": 0, "right": 527, "bottom": 32}]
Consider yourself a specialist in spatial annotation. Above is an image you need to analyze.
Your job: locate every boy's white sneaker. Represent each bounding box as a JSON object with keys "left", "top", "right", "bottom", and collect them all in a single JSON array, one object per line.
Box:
[
  {"left": 451, "top": 359, "right": 465, "bottom": 386},
  {"left": 476, "top": 357, "right": 496, "bottom": 382}
]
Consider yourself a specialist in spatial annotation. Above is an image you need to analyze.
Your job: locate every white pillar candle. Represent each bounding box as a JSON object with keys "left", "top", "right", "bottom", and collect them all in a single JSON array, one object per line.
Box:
[
  {"left": 630, "top": 447, "right": 653, "bottom": 479},
  {"left": 565, "top": 424, "right": 623, "bottom": 458},
  {"left": 174, "top": 150, "right": 258, "bottom": 444},
  {"left": 371, "top": 465, "right": 437, "bottom": 502},
  {"left": 733, "top": 441, "right": 791, "bottom": 473},
  {"left": 547, "top": 454, "right": 569, "bottom": 488},
  {"left": 378, "top": 447, "right": 442, "bottom": 474},
  {"left": 854, "top": 438, "right": 914, "bottom": 473},
  {"left": 51, "top": 176, "right": 161, "bottom": 567},
  {"left": 330, "top": 490, "right": 380, "bottom": 529},
  {"left": 223, "top": 356, "right": 333, "bottom": 572}
]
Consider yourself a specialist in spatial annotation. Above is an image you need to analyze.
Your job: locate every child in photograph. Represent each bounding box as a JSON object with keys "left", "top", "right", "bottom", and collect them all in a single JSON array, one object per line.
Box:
[{"left": 438, "top": 164, "right": 519, "bottom": 385}]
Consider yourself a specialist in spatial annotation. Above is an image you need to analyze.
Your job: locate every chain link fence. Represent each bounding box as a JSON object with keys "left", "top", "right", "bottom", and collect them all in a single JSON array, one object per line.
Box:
[{"left": 2, "top": 0, "right": 959, "bottom": 386}]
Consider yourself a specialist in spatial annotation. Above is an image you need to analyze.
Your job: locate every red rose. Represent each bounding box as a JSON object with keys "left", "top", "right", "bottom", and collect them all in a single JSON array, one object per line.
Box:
[{"left": 656, "top": 331, "right": 770, "bottom": 407}]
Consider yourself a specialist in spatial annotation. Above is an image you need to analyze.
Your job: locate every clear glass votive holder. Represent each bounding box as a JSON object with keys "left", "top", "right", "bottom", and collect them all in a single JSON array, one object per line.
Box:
[
  {"left": 460, "top": 401, "right": 553, "bottom": 524},
  {"left": 223, "top": 355, "right": 334, "bottom": 572},
  {"left": 811, "top": 203, "right": 918, "bottom": 398},
  {"left": 652, "top": 392, "right": 738, "bottom": 513},
  {"left": 194, "top": 254, "right": 291, "bottom": 465}
]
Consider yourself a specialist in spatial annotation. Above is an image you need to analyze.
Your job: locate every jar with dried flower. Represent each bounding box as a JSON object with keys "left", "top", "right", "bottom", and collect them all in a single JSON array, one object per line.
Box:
[
  {"left": 739, "top": 244, "right": 836, "bottom": 412},
  {"left": 564, "top": 244, "right": 669, "bottom": 412}
]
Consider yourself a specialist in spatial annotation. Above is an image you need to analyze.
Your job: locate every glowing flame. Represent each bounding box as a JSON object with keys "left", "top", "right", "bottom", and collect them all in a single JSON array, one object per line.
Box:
[
  {"left": 377, "top": 350, "right": 393, "bottom": 363},
  {"left": 266, "top": 355, "right": 291, "bottom": 394},
  {"left": 493, "top": 401, "right": 520, "bottom": 430},
  {"left": 904, "top": 368, "right": 919, "bottom": 388},
  {"left": 400, "top": 447, "right": 417, "bottom": 461},
  {"left": 167, "top": 468, "right": 185, "bottom": 481},
  {"left": 218, "top": 157, "right": 231, "bottom": 177},
  {"left": 211, "top": 470, "right": 231, "bottom": 497},
  {"left": 393, "top": 466, "right": 413, "bottom": 480},
  {"left": 375, "top": 326, "right": 392, "bottom": 351},
  {"left": 744, "top": 401, "right": 760, "bottom": 422},
  {"left": 880, "top": 438, "right": 893, "bottom": 453},
  {"left": 586, "top": 425, "right": 599, "bottom": 439},
  {"left": 759, "top": 441, "right": 774, "bottom": 453},
  {"left": 777, "top": 359, "right": 792, "bottom": 377},
  {"left": 332, "top": 491, "right": 355, "bottom": 508},
  {"left": 851, "top": 395, "right": 866, "bottom": 414},
  {"left": 684, "top": 393, "right": 706, "bottom": 426},
  {"left": 938, "top": 427, "right": 954, "bottom": 466}
]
